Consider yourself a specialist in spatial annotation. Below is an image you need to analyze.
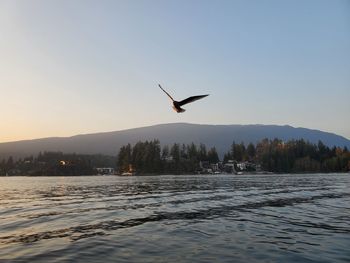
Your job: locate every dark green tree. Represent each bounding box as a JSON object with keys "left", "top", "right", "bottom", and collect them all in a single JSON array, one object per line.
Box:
[{"left": 207, "top": 147, "right": 219, "bottom": 163}]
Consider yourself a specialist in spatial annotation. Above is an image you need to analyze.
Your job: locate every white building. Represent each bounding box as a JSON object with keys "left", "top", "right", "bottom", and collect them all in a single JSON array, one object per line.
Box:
[{"left": 96, "top": 167, "right": 115, "bottom": 175}]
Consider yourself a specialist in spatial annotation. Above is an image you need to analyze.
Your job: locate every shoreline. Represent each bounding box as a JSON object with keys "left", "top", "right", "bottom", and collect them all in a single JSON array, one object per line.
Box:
[{"left": 1, "top": 171, "right": 349, "bottom": 177}]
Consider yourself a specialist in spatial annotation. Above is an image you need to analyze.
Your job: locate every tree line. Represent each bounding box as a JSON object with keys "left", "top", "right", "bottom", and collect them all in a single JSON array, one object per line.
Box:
[
  {"left": 0, "top": 152, "right": 115, "bottom": 176},
  {"left": 1, "top": 138, "right": 349, "bottom": 176},
  {"left": 117, "top": 139, "right": 350, "bottom": 174},
  {"left": 223, "top": 139, "right": 350, "bottom": 173},
  {"left": 117, "top": 140, "right": 219, "bottom": 174}
]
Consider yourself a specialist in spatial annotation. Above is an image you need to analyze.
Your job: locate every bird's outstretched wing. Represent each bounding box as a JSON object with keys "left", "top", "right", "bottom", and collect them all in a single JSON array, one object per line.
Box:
[
  {"left": 159, "top": 84, "right": 174, "bottom": 101},
  {"left": 178, "top": 95, "right": 209, "bottom": 106}
]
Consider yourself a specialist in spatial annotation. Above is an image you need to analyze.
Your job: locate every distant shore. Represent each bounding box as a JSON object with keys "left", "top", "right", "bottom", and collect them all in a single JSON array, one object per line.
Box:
[{"left": 2, "top": 171, "right": 349, "bottom": 177}]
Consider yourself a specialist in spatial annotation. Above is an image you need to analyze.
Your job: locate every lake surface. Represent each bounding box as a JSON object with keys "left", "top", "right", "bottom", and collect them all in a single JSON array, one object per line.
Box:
[{"left": 0, "top": 174, "right": 349, "bottom": 263}]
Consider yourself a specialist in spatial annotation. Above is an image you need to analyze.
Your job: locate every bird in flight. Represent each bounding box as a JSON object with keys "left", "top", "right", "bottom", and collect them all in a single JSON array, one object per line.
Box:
[{"left": 158, "top": 84, "right": 209, "bottom": 113}]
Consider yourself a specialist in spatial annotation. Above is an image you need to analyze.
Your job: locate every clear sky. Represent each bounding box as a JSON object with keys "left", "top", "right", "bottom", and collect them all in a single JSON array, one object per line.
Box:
[{"left": 1, "top": 0, "right": 349, "bottom": 142}]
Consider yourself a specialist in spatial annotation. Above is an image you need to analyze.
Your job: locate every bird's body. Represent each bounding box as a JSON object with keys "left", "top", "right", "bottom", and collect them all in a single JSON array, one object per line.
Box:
[{"left": 158, "top": 84, "right": 208, "bottom": 113}]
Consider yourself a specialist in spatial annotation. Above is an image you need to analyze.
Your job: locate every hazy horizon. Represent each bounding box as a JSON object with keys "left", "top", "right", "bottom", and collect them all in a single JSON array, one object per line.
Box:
[
  {"left": 0, "top": 122, "right": 350, "bottom": 147},
  {"left": 1, "top": 0, "right": 349, "bottom": 142},
  {"left": 1, "top": 122, "right": 350, "bottom": 144}
]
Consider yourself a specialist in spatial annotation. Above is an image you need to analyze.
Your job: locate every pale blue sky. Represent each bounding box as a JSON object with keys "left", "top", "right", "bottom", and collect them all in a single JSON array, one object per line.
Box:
[{"left": 0, "top": 0, "right": 349, "bottom": 142}]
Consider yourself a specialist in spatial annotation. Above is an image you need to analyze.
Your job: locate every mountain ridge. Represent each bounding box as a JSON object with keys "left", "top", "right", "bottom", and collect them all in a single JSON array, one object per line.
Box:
[{"left": 1, "top": 123, "right": 349, "bottom": 159}]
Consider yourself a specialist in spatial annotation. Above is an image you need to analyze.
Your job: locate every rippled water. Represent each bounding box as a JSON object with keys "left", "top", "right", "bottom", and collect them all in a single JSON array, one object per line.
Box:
[{"left": 0, "top": 174, "right": 349, "bottom": 263}]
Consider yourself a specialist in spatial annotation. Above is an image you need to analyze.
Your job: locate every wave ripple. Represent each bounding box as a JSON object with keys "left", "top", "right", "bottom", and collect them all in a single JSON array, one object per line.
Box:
[{"left": 0, "top": 174, "right": 349, "bottom": 263}]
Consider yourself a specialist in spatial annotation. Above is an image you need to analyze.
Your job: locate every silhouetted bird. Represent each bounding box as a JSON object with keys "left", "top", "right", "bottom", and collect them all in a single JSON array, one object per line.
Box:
[{"left": 158, "top": 84, "right": 209, "bottom": 113}]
